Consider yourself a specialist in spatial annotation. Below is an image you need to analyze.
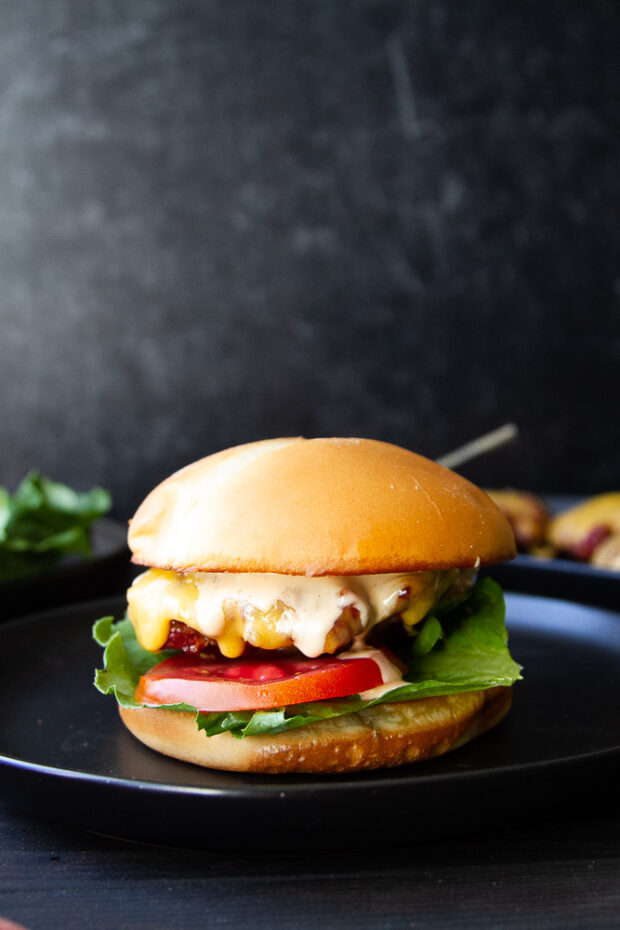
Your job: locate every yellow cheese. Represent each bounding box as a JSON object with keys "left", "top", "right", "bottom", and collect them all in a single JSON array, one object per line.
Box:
[{"left": 127, "top": 569, "right": 198, "bottom": 652}]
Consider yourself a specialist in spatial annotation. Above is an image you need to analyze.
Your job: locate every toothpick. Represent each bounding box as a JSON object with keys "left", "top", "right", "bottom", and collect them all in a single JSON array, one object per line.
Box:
[{"left": 437, "top": 423, "right": 519, "bottom": 470}]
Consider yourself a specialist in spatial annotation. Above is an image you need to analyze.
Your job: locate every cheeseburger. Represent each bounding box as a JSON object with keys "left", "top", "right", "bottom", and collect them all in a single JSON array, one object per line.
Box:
[{"left": 94, "top": 437, "right": 521, "bottom": 773}]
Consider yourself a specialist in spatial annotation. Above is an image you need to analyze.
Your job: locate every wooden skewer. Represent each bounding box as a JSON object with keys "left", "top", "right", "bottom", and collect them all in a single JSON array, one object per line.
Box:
[{"left": 437, "top": 423, "right": 519, "bottom": 470}]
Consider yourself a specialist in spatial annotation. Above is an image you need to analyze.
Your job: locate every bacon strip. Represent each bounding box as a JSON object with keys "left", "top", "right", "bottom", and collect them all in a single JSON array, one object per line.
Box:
[{"left": 163, "top": 620, "right": 213, "bottom": 654}]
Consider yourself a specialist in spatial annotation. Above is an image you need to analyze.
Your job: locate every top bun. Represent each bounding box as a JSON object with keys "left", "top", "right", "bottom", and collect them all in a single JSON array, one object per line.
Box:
[{"left": 128, "top": 438, "right": 516, "bottom": 575}]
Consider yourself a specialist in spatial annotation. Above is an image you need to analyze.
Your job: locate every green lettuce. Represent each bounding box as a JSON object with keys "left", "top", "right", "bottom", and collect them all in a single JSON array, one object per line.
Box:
[
  {"left": 0, "top": 471, "right": 111, "bottom": 582},
  {"left": 93, "top": 578, "right": 522, "bottom": 739}
]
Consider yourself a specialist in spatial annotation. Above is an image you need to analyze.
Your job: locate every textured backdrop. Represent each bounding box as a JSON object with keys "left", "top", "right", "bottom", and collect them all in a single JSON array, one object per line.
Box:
[{"left": 0, "top": 1, "right": 618, "bottom": 517}]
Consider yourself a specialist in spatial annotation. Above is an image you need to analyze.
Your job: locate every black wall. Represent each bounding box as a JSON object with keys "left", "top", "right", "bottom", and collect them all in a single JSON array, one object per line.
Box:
[{"left": 1, "top": 1, "right": 618, "bottom": 518}]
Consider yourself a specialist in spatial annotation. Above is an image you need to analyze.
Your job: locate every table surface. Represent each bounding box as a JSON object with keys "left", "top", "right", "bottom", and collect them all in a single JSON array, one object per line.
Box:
[{"left": 1, "top": 771, "right": 619, "bottom": 930}]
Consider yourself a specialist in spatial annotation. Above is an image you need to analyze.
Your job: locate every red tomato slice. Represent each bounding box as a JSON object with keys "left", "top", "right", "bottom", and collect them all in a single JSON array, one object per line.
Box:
[{"left": 135, "top": 652, "right": 384, "bottom": 711}]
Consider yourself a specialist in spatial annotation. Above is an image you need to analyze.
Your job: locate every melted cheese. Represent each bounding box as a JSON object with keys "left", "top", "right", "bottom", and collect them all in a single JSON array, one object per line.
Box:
[{"left": 127, "top": 567, "right": 459, "bottom": 658}]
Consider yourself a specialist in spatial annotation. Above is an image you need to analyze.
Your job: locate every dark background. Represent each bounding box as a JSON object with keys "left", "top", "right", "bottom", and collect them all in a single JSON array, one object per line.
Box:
[{"left": 0, "top": 0, "right": 618, "bottom": 520}]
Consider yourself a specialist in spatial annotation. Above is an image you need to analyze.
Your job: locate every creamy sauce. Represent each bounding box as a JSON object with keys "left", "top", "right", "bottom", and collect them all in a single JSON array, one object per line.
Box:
[
  {"left": 127, "top": 567, "right": 460, "bottom": 658},
  {"left": 357, "top": 679, "right": 408, "bottom": 701},
  {"left": 337, "top": 645, "right": 407, "bottom": 700}
]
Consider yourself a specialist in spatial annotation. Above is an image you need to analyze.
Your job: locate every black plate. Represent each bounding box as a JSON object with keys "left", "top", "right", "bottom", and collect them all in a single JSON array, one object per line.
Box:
[
  {"left": 0, "top": 593, "right": 618, "bottom": 850},
  {"left": 488, "top": 554, "right": 620, "bottom": 611},
  {"left": 0, "top": 519, "right": 135, "bottom": 621},
  {"left": 486, "top": 496, "right": 620, "bottom": 610}
]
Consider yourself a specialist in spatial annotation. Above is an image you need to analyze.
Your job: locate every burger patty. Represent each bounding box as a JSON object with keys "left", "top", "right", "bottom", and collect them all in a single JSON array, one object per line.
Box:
[
  {"left": 161, "top": 608, "right": 362, "bottom": 656},
  {"left": 127, "top": 567, "right": 475, "bottom": 659}
]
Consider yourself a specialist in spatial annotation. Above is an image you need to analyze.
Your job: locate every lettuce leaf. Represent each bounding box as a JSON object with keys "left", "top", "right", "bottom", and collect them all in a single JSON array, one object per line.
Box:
[
  {"left": 0, "top": 472, "right": 111, "bottom": 581},
  {"left": 93, "top": 616, "right": 196, "bottom": 712},
  {"left": 93, "top": 578, "right": 522, "bottom": 739}
]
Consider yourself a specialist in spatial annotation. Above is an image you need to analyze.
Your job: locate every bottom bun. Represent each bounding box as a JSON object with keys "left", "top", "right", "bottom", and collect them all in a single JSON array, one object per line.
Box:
[{"left": 119, "top": 687, "right": 512, "bottom": 774}]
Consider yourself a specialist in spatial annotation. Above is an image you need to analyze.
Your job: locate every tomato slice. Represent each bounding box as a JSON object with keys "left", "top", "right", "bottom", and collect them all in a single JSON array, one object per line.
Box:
[{"left": 135, "top": 652, "right": 384, "bottom": 711}]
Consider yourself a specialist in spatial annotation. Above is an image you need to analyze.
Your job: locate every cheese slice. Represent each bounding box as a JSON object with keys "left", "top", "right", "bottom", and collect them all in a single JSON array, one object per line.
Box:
[{"left": 127, "top": 567, "right": 460, "bottom": 658}]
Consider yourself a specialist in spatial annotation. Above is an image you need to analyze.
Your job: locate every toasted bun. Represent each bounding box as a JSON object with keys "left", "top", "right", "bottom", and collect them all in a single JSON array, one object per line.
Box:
[
  {"left": 119, "top": 687, "right": 512, "bottom": 774},
  {"left": 128, "top": 438, "right": 515, "bottom": 575}
]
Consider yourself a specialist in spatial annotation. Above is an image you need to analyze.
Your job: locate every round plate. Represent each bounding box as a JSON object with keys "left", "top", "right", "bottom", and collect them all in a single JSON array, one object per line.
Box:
[
  {"left": 0, "top": 519, "right": 134, "bottom": 620},
  {"left": 0, "top": 593, "right": 618, "bottom": 849}
]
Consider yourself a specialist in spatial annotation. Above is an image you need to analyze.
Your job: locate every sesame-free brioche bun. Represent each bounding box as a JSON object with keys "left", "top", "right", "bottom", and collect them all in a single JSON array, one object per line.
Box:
[
  {"left": 119, "top": 686, "right": 512, "bottom": 774},
  {"left": 128, "top": 437, "right": 516, "bottom": 575}
]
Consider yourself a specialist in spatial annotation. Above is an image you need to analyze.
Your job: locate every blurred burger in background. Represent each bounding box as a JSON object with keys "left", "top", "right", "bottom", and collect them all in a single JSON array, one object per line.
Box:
[{"left": 487, "top": 489, "right": 620, "bottom": 570}]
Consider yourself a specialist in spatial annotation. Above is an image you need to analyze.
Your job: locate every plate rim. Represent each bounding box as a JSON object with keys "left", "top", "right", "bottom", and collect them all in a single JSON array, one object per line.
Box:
[
  {"left": 511, "top": 551, "right": 620, "bottom": 581},
  {"left": 0, "top": 740, "right": 618, "bottom": 800}
]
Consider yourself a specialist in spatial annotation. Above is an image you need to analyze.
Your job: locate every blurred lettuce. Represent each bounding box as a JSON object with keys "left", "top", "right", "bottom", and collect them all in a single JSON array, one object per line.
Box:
[{"left": 0, "top": 471, "right": 111, "bottom": 582}]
